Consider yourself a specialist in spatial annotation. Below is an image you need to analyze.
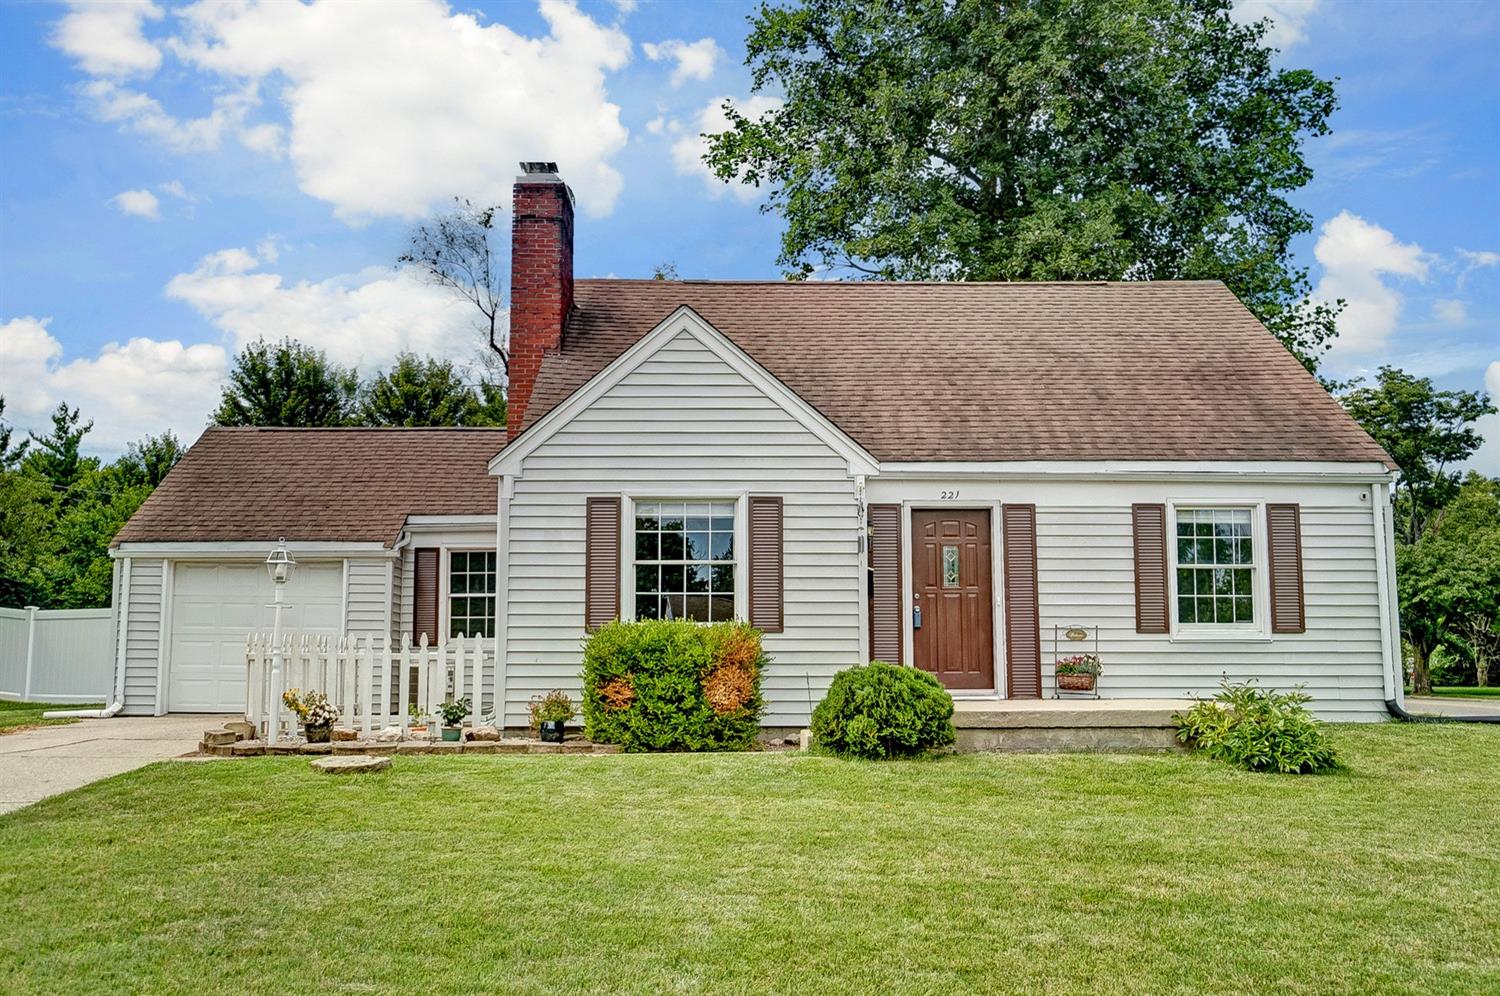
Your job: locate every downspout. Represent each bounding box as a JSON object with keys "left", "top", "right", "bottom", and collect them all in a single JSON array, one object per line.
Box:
[
  {"left": 1386, "top": 698, "right": 1500, "bottom": 724},
  {"left": 44, "top": 556, "right": 130, "bottom": 720}
]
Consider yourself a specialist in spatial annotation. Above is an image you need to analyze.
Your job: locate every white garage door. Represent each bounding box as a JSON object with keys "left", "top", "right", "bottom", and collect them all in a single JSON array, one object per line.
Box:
[{"left": 169, "top": 561, "right": 344, "bottom": 712}]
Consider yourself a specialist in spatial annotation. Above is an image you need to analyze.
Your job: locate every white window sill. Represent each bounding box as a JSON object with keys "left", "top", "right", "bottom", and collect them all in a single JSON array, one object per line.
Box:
[{"left": 1168, "top": 628, "right": 1273, "bottom": 644}]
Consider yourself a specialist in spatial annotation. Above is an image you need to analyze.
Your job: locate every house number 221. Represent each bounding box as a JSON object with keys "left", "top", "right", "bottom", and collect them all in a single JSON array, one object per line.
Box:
[{"left": 939, "top": 490, "right": 960, "bottom": 500}]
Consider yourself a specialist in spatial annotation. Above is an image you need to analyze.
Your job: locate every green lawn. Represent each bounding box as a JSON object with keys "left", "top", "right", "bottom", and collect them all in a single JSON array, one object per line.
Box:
[
  {"left": 1428, "top": 686, "right": 1500, "bottom": 698},
  {"left": 2, "top": 726, "right": 1498, "bottom": 994},
  {"left": 0, "top": 699, "right": 97, "bottom": 734}
]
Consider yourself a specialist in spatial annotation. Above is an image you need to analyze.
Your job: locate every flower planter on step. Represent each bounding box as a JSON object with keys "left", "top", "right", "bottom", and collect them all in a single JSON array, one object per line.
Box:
[{"left": 1056, "top": 673, "right": 1097, "bottom": 692}]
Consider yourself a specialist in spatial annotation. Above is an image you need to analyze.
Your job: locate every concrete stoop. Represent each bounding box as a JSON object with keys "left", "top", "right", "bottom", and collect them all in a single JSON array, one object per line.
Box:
[{"left": 952, "top": 700, "right": 1188, "bottom": 753}]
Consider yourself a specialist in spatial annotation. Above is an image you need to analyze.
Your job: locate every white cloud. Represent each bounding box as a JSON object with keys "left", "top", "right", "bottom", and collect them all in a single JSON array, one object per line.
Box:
[
  {"left": 643, "top": 38, "right": 723, "bottom": 86},
  {"left": 164, "top": 244, "right": 479, "bottom": 372},
  {"left": 111, "top": 188, "right": 160, "bottom": 219},
  {"left": 670, "top": 95, "right": 782, "bottom": 202},
  {"left": 1458, "top": 249, "right": 1500, "bottom": 269},
  {"left": 1230, "top": 0, "right": 1320, "bottom": 49},
  {"left": 1314, "top": 210, "right": 1429, "bottom": 358},
  {"left": 1432, "top": 298, "right": 1468, "bottom": 324},
  {"left": 0, "top": 315, "right": 226, "bottom": 454},
  {"left": 143, "top": 0, "right": 631, "bottom": 221},
  {"left": 80, "top": 77, "right": 261, "bottom": 154},
  {"left": 158, "top": 179, "right": 192, "bottom": 201},
  {"left": 1467, "top": 361, "right": 1500, "bottom": 477},
  {"left": 53, "top": 0, "right": 163, "bottom": 78}
]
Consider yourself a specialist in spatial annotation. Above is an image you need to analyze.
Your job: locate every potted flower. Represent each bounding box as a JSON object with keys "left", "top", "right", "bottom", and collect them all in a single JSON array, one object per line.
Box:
[
  {"left": 436, "top": 697, "right": 470, "bottom": 742},
  {"left": 282, "top": 688, "right": 339, "bottom": 743},
  {"left": 1054, "top": 654, "right": 1102, "bottom": 693},
  {"left": 529, "top": 689, "right": 576, "bottom": 743}
]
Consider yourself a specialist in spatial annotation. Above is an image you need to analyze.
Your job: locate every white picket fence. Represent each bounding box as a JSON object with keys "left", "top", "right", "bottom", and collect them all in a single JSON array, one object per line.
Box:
[{"left": 246, "top": 632, "right": 494, "bottom": 741}]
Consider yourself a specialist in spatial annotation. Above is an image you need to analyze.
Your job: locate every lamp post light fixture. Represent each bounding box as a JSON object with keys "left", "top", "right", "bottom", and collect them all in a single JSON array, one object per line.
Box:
[
  {"left": 265, "top": 537, "right": 296, "bottom": 585},
  {"left": 264, "top": 538, "right": 297, "bottom": 740}
]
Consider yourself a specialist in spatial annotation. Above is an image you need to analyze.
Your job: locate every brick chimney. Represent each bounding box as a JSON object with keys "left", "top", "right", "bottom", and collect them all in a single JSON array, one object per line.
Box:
[{"left": 508, "top": 161, "right": 574, "bottom": 440}]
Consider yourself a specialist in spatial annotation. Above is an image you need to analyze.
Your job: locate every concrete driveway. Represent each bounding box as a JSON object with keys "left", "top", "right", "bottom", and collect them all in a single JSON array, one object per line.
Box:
[
  {"left": 0, "top": 714, "right": 230, "bottom": 816},
  {"left": 1405, "top": 695, "right": 1500, "bottom": 719}
]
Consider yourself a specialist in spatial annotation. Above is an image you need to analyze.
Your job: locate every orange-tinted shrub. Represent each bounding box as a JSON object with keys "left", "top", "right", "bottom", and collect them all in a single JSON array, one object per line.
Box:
[{"left": 598, "top": 675, "right": 637, "bottom": 710}]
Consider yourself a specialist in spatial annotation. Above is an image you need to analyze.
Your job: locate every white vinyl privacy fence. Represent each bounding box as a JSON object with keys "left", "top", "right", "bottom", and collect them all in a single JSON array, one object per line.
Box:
[
  {"left": 246, "top": 632, "right": 495, "bottom": 741},
  {"left": 0, "top": 606, "right": 114, "bottom": 703}
]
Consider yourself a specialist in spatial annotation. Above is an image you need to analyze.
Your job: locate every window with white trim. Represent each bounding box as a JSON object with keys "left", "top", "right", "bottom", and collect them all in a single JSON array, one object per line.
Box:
[
  {"left": 448, "top": 550, "right": 496, "bottom": 638},
  {"left": 633, "top": 501, "right": 736, "bottom": 622},
  {"left": 1174, "top": 508, "right": 1256, "bottom": 625}
]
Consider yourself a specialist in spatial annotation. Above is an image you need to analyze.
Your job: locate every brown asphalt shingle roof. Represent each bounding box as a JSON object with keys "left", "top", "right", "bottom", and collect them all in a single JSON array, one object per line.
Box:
[
  {"left": 527, "top": 280, "right": 1392, "bottom": 467},
  {"left": 113, "top": 427, "right": 506, "bottom": 547}
]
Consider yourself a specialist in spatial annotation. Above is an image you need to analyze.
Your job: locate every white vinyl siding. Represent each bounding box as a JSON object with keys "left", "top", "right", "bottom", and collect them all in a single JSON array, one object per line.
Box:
[
  {"left": 122, "top": 558, "right": 165, "bottom": 714},
  {"left": 504, "top": 330, "right": 863, "bottom": 728},
  {"left": 865, "top": 479, "right": 1389, "bottom": 720},
  {"left": 344, "top": 557, "right": 391, "bottom": 645}
]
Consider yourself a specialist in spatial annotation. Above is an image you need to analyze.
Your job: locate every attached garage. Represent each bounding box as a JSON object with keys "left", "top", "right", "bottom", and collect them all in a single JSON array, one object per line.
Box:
[{"left": 166, "top": 561, "right": 344, "bottom": 712}]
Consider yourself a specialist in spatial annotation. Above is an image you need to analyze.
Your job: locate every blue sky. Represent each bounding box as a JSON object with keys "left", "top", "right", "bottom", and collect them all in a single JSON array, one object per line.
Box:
[{"left": 1, "top": 0, "right": 1496, "bottom": 468}]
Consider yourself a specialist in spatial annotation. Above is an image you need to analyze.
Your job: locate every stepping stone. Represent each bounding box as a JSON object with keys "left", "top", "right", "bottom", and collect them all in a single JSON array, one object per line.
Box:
[
  {"left": 311, "top": 755, "right": 391, "bottom": 775},
  {"left": 224, "top": 721, "right": 256, "bottom": 740},
  {"left": 202, "top": 729, "right": 237, "bottom": 747}
]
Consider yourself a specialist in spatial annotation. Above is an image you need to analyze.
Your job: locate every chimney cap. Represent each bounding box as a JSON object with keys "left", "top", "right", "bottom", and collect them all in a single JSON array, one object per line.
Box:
[{"left": 520, "top": 161, "right": 560, "bottom": 175}]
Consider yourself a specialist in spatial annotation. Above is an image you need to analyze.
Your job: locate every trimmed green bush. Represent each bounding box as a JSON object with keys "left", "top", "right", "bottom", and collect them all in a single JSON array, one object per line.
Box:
[
  {"left": 581, "top": 619, "right": 765, "bottom": 751},
  {"left": 1174, "top": 680, "right": 1339, "bottom": 774},
  {"left": 811, "top": 661, "right": 955, "bottom": 759}
]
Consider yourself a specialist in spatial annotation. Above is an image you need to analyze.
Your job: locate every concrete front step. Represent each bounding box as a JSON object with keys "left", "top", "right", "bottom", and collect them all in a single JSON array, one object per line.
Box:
[{"left": 951, "top": 698, "right": 1189, "bottom": 752}]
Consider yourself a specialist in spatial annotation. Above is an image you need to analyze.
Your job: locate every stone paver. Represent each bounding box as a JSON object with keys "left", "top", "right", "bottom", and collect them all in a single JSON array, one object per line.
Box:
[
  {"left": 1405, "top": 695, "right": 1500, "bottom": 719},
  {"left": 0, "top": 714, "right": 233, "bottom": 816}
]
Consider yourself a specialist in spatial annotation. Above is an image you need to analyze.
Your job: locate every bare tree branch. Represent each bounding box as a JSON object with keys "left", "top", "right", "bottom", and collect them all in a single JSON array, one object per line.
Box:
[{"left": 399, "top": 197, "right": 508, "bottom": 374}]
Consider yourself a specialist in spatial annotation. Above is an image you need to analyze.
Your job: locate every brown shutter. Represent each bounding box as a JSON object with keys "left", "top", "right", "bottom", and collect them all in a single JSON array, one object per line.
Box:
[
  {"left": 585, "top": 497, "right": 621, "bottom": 631},
  {"left": 1132, "top": 503, "right": 1170, "bottom": 634},
  {"left": 747, "top": 496, "right": 784, "bottom": 633},
  {"left": 412, "top": 548, "right": 440, "bottom": 647},
  {"left": 1266, "top": 503, "right": 1306, "bottom": 634},
  {"left": 1002, "top": 504, "right": 1042, "bottom": 699},
  {"left": 868, "top": 504, "right": 902, "bottom": 663}
]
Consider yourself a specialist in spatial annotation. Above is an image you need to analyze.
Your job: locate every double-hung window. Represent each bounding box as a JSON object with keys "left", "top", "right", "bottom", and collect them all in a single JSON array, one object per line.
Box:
[
  {"left": 448, "top": 551, "right": 496, "bottom": 638},
  {"left": 1174, "top": 508, "right": 1256, "bottom": 626},
  {"left": 633, "top": 501, "right": 736, "bottom": 622}
]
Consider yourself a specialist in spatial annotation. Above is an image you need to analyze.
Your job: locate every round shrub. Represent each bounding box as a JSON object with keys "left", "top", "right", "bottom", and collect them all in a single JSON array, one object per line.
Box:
[
  {"left": 581, "top": 619, "right": 765, "bottom": 751},
  {"left": 811, "top": 662, "right": 955, "bottom": 759}
]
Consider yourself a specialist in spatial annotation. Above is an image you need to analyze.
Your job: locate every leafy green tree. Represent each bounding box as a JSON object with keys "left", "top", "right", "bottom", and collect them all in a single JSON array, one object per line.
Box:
[
  {"left": 213, "top": 339, "right": 359, "bottom": 427},
  {"left": 1398, "top": 475, "right": 1500, "bottom": 694},
  {"left": 705, "top": 0, "right": 1342, "bottom": 368},
  {"left": 358, "top": 354, "right": 485, "bottom": 427},
  {"left": 473, "top": 381, "right": 508, "bottom": 428},
  {"left": 24, "top": 403, "right": 93, "bottom": 500},
  {"left": 45, "top": 467, "right": 152, "bottom": 608},
  {"left": 1343, "top": 367, "right": 1495, "bottom": 543},
  {"left": 0, "top": 396, "right": 29, "bottom": 468},
  {"left": 116, "top": 432, "right": 184, "bottom": 488},
  {"left": 0, "top": 470, "right": 52, "bottom": 606}
]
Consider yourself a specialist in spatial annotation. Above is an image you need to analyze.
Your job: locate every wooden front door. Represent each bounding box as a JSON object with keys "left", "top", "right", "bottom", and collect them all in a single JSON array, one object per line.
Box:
[{"left": 912, "top": 509, "right": 995, "bottom": 690}]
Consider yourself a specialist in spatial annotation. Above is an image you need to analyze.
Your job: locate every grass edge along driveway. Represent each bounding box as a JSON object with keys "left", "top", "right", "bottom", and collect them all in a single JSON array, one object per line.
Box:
[{"left": 2, "top": 723, "right": 1497, "bottom": 994}]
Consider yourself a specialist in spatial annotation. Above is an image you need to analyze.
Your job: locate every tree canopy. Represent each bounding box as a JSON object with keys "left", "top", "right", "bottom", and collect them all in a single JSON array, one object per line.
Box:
[
  {"left": 359, "top": 353, "right": 505, "bottom": 427},
  {"left": 1, "top": 412, "right": 180, "bottom": 609},
  {"left": 706, "top": 0, "right": 1341, "bottom": 368},
  {"left": 213, "top": 339, "right": 360, "bottom": 427},
  {"left": 1343, "top": 366, "right": 1495, "bottom": 543},
  {"left": 1398, "top": 474, "right": 1500, "bottom": 693}
]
